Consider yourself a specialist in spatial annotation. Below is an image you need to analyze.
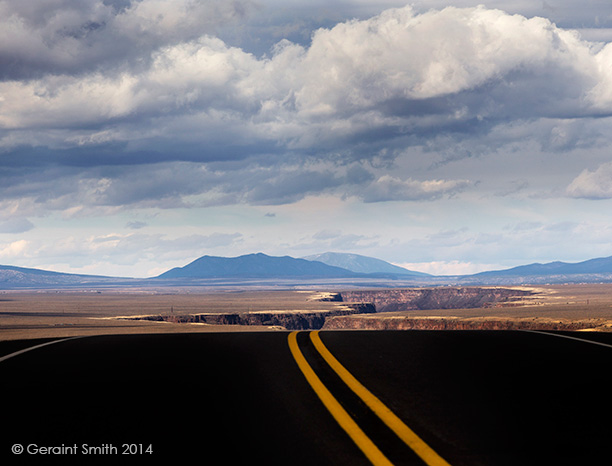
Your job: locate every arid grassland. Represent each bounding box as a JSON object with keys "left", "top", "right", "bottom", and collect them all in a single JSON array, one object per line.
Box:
[
  {"left": 2, "top": 284, "right": 612, "bottom": 340},
  {"left": 0, "top": 289, "right": 350, "bottom": 340}
]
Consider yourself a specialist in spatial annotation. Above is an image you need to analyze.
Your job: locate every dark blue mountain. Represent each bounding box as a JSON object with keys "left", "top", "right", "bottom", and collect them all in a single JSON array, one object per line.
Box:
[{"left": 155, "top": 253, "right": 360, "bottom": 279}]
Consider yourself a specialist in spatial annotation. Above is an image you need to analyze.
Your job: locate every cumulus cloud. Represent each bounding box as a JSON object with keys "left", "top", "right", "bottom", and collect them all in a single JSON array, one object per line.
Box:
[
  {"left": 3, "top": 5, "right": 609, "bottom": 134},
  {"left": 297, "top": 7, "right": 594, "bottom": 112},
  {"left": 3, "top": 3, "right": 612, "bottom": 212}
]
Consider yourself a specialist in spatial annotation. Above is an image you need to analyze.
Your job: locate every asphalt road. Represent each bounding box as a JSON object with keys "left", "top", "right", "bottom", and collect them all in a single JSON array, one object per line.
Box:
[{"left": 2, "top": 330, "right": 612, "bottom": 465}]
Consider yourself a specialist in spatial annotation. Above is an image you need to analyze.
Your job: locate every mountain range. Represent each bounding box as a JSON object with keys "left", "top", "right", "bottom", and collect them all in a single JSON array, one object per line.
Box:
[{"left": 3, "top": 252, "right": 612, "bottom": 289}]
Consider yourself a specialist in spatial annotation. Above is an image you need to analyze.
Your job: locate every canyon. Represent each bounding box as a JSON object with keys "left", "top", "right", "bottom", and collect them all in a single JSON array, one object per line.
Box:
[
  {"left": 122, "top": 302, "right": 375, "bottom": 330},
  {"left": 338, "top": 287, "right": 536, "bottom": 312},
  {"left": 119, "top": 286, "right": 543, "bottom": 330}
]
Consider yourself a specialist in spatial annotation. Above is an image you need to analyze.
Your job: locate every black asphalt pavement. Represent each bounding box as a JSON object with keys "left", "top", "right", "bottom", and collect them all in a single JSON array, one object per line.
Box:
[{"left": 2, "top": 330, "right": 612, "bottom": 465}]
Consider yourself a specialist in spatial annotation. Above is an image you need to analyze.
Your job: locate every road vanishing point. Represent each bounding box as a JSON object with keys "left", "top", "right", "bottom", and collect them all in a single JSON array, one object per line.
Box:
[{"left": 2, "top": 330, "right": 612, "bottom": 465}]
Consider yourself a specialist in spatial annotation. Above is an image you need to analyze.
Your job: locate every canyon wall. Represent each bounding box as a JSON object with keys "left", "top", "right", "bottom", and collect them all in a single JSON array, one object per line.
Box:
[
  {"left": 323, "top": 315, "right": 612, "bottom": 332},
  {"left": 339, "top": 287, "right": 535, "bottom": 312},
  {"left": 122, "top": 302, "right": 375, "bottom": 330}
]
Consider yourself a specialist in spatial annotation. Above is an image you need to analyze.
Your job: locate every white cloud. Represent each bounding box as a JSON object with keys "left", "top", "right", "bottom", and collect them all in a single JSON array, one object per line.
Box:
[
  {"left": 0, "top": 36, "right": 260, "bottom": 130},
  {"left": 566, "top": 161, "right": 612, "bottom": 199},
  {"left": 291, "top": 5, "right": 603, "bottom": 120},
  {"left": 0, "top": 239, "right": 30, "bottom": 259}
]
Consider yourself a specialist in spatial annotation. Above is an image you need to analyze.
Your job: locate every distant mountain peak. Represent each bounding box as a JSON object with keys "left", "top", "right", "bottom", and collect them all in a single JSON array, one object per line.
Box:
[
  {"left": 302, "top": 252, "right": 430, "bottom": 276},
  {"left": 155, "top": 252, "right": 359, "bottom": 279}
]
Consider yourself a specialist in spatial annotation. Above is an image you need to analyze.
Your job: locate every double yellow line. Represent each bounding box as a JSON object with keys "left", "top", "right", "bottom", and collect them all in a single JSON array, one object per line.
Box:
[{"left": 288, "top": 330, "right": 451, "bottom": 466}]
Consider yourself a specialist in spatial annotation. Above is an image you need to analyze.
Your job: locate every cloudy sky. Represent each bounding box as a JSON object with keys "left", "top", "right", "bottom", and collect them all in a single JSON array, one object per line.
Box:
[{"left": 2, "top": 0, "right": 612, "bottom": 277}]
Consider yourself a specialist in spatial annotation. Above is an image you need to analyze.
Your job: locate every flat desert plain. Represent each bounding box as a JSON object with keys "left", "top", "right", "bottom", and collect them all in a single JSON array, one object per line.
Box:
[
  {"left": 0, "top": 289, "right": 345, "bottom": 341},
  {"left": 2, "top": 284, "right": 612, "bottom": 340}
]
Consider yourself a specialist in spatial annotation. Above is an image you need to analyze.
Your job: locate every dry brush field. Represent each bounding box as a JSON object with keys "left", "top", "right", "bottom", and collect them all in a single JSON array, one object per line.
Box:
[
  {"left": 0, "top": 289, "right": 343, "bottom": 341},
  {"left": 2, "top": 284, "right": 612, "bottom": 341}
]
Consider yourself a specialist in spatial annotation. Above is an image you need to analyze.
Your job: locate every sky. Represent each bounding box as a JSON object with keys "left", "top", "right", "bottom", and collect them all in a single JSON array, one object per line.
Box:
[{"left": 2, "top": 0, "right": 612, "bottom": 278}]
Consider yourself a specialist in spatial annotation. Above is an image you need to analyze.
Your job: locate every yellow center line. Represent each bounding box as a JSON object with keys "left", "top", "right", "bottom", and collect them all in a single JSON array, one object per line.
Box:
[
  {"left": 288, "top": 331, "right": 393, "bottom": 466},
  {"left": 310, "top": 330, "right": 452, "bottom": 466}
]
